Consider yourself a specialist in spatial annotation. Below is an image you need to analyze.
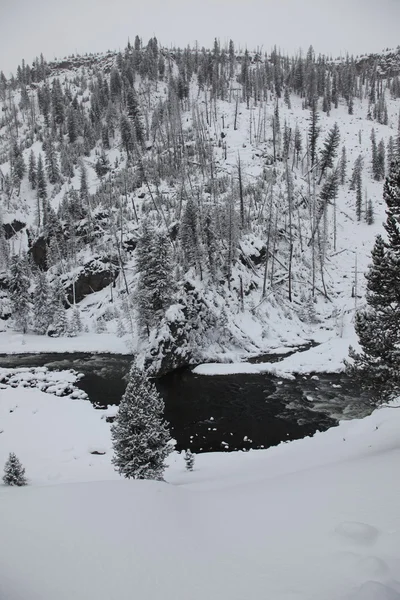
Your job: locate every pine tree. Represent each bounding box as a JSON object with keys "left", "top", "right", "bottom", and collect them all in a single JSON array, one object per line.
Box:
[
  {"left": 45, "top": 137, "right": 61, "bottom": 184},
  {"left": 376, "top": 139, "right": 386, "bottom": 181},
  {"left": 136, "top": 221, "right": 174, "bottom": 335},
  {"left": 318, "top": 122, "right": 340, "bottom": 184},
  {"left": 340, "top": 146, "right": 347, "bottom": 185},
  {"left": 3, "top": 453, "right": 27, "bottom": 486},
  {"left": 366, "top": 198, "right": 374, "bottom": 225},
  {"left": 11, "top": 142, "right": 26, "bottom": 189},
  {"left": 184, "top": 449, "right": 195, "bottom": 471},
  {"left": 28, "top": 150, "right": 37, "bottom": 189},
  {"left": 48, "top": 278, "right": 67, "bottom": 337},
  {"left": 33, "top": 271, "right": 53, "bottom": 334},
  {"left": 111, "top": 364, "right": 172, "bottom": 480},
  {"left": 348, "top": 159, "right": 400, "bottom": 399},
  {"left": 68, "top": 306, "right": 82, "bottom": 336},
  {"left": 349, "top": 155, "right": 363, "bottom": 191},
  {"left": 356, "top": 172, "right": 363, "bottom": 221},
  {"left": 308, "top": 97, "right": 320, "bottom": 170},
  {"left": 9, "top": 255, "right": 30, "bottom": 334},
  {"left": 37, "top": 153, "right": 47, "bottom": 201},
  {"left": 180, "top": 197, "right": 202, "bottom": 273}
]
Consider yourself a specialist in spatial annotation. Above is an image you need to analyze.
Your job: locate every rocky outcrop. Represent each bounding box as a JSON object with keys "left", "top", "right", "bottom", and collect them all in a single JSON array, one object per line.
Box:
[
  {"left": 3, "top": 220, "right": 25, "bottom": 240},
  {"left": 62, "top": 257, "right": 120, "bottom": 305},
  {"left": 28, "top": 236, "right": 48, "bottom": 270}
]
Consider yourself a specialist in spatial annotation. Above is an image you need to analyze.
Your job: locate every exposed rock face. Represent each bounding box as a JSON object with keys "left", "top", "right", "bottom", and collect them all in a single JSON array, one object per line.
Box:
[
  {"left": 62, "top": 257, "right": 120, "bottom": 305},
  {"left": 29, "top": 236, "right": 48, "bottom": 270},
  {"left": 3, "top": 220, "right": 25, "bottom": 240}
]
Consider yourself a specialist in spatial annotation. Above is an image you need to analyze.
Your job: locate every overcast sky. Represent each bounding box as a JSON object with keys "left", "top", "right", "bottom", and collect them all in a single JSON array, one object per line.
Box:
[{"left": 1, "top": 0, "right": 400, "bottom": 75}]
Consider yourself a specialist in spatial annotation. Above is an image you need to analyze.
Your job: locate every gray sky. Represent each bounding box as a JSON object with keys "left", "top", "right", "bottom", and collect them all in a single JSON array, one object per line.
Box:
[{"left": 1, "top": 0, "right": 400, "bottom": 76}]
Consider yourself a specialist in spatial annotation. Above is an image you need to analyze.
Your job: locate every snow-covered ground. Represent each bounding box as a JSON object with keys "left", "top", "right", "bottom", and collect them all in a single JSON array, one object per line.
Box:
[{"left": 1, "top": 384, "right": 399, "bottom": 600}]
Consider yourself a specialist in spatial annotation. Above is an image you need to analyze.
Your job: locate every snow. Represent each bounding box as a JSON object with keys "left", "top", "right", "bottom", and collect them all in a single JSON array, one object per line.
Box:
[
  {"left": 0, "top": 331, "right": 133, "bottom": 355},
  {"left": 1, "top": 384, "right": 400, "bottom": 599},
  {"left": 194, "top": 334, "right": 360, "bottom": 377}
]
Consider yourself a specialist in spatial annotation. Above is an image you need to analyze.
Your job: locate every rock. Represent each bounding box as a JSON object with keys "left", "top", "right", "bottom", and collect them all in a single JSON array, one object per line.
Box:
[
  {"left": 63, "top": 257, "right": 119, "bottom": 305},
  {"left": 3, "top": 220, "right": 25, "bottom": 240},
  {"left": 29, "top": 236, "right": 48, "bottom": 270}
]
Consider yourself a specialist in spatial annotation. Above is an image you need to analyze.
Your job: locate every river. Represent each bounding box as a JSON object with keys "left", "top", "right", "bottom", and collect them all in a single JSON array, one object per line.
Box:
[{"left": 0, "top": 351, "right": 372, "bottom": 453}]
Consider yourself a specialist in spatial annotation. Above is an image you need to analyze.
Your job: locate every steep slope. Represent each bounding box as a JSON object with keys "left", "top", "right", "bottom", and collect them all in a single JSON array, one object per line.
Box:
[{"left": 0, "top": 41, "right": 399, "bottom": 373}]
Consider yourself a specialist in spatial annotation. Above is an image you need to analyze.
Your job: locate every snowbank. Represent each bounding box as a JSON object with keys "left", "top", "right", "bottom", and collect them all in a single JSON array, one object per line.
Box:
[
  {"left": 0, "top": 331, "right": 133, "bottom": 355},
  {"left": 1, "top": 385, "right": 400, "bottom": 599},
  {"left": 194, "top": 336, "right": 358, "bottom": 377}
]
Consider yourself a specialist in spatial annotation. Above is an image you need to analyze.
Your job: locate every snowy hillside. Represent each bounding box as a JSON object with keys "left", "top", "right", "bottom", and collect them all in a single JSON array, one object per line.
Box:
[
  {"left": 1, "top": 383, "right": 400, "bottom": 600},
  {"left": 0, "top": 41, "right": 399, "bottom": 371}
]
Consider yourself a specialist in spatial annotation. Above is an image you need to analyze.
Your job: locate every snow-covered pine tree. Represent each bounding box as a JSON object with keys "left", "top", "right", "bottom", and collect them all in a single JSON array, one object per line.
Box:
[
  {"left": 68, "top": 306, "right": 82, "bottom": 336},
  {"left": 33, "top": 271, "right": 53, "bottom": 334},
  {"left": 3, "top": 452, "right": 27, "bottom": 486},
  {"left": 9, "top": 255, "right": 30, "bottom": 334},
  {"left": 184, "top": 449, "right": 195, "bottom": 471},
  {"left": 111, "top": 364, "right": 172, "bottom": 480},
  {"left": 48, "top": 277, "right": 67, "bottom": 336},
  {"left": 348, "top": 159, "right": 400, "bottom": 399},
  {"left": 45, "top": 137, "right": 61, "bottom": 184},
  {"left": 340, "top": 146, "right": 347, "bottom": 185},
  {"left": 28, "top": 150, "right": 37, "bottom": 189},
  {"left": 136, "top": 220, "right": 174, "bottom": 336},
  {"left": 318, "top": 122, "right": 340, "bottom": 184}
]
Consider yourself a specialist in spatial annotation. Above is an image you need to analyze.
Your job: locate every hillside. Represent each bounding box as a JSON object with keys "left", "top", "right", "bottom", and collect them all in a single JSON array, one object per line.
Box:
[{"left": 0, "top": 40, "right": 399, "bottom": 373}]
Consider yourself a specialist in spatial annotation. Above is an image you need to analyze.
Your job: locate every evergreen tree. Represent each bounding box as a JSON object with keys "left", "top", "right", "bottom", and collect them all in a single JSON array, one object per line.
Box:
[
  {"left": 111, "top": 364, "right": 172, "bottom": 480},
  {"left": 9, "top": 255, "right": 30, "bottom": 334},
  {"left": 318, "top": 122, "right": 340, "bottom": 184},
  {"left": 371, "top": 128, "right": 379, "bottom": 180},
  {"left": 136, "top": 221, "right": 174, "bottom": 335},
  {"left": 348, "top": 160, "right": 400, "bottom": 399},
  {"left": 49, "top": 278, "right": 67, "bottom": 336},
  {"left": 11, "top": 141, "right": 26, "bottom": 189},
  {"left": 3, "top": 453, "right": 27, "bottom": 486},
  {"left": 340, "top": 145, "right": 347, "bottom": 185},
  {"left": 366, "top": 198, "right": 374, "bottom": 225},
  {"left": 376, "top": 139, "right": 386, "bottom": 181},
  {"left": 349, "top": 155, "right": 363, "bottom": 191},
  {"left": 308, "top": 97, "right": 320, "bottom": 170},
  {"left": 356, "top": 171, "right": 363, "bottom": 221},
  {"left": 37, "top": 153, "right": 47, "bottom": 201},
  {"left": 45, "top": 137, "right": 61, "bottom": 184},
  {"left": 180, "top": 197, "right": 202, "bottom": 273},
  {"left": 184, "top": 449, "right": 195, "bottom": 471},
  {"left": 33, "top": 271, "right": 53, "bottom": 334},
  {"left": 68, "top": 306, "right": 82, "bottom": 337},
  {"left": 28, "top": 150, "right": 37, "bottom": 189}
]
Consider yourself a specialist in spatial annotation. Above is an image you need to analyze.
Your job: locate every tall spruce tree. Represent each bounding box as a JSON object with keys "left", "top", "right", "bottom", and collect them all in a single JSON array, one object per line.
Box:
[
  {"left": 136, "top": 221, "right": 174, "bottom": 336},
  {"left": 28, "top": 150, "right": 37, "bottom": 189},
  {"left": 308, "top": 97, "right": 320, "bottom": 170},
  {"left": 33, "top": 271, "right": 53, "bottom": 334},
  {"left": 111, "top": 364, "right": 172, "bottom": 480},
  {"left": 348, "top": 159, "right": 400, "bottom": 399},
  {"left": 9, "top": 255, "right": 30, "bottom": 334},
  {"left": 318, "top": 122, "right": 340, "bottom": 184}
]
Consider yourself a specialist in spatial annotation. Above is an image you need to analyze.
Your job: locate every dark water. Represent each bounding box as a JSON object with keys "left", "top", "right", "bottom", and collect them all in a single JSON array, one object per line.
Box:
[{"left": 0, "top": 352, "right": 372, "bottom": 454}]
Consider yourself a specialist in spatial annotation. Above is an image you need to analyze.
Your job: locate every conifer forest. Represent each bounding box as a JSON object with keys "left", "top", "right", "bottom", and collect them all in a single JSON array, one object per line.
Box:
[{"left": 2, "top": 39, "right": 400, "bottom": 381}]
